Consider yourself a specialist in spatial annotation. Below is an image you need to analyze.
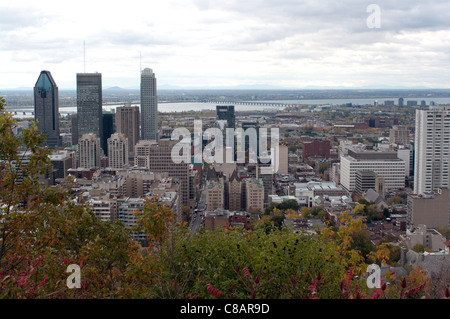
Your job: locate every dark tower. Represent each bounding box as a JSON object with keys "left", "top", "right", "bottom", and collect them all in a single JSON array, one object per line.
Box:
[
  {"left": 34, "top": 70, "right": 61, "bottom": 147},
  {"left": 76, "top": 72, "right": 102, "bottom": 146}
]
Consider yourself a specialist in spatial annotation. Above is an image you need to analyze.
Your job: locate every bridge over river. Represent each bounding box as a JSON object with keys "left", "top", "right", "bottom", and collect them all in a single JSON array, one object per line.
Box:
[{"left": 200, "top": 100, "right": 299, "bottom": 108}]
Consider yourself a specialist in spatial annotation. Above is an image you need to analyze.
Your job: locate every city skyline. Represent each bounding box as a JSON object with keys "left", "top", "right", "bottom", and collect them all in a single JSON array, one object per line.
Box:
[{"left": 1, "top": 1, "right": 450, "bottom": 90}]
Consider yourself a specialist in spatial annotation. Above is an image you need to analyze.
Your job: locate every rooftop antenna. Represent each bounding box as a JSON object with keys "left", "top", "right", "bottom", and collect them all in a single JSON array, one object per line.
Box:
[{"left": 139, "top": 51, "right": 142, "bottom": 73}]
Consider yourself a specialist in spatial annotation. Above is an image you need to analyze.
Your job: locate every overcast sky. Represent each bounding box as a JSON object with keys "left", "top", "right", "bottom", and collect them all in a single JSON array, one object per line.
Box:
[{"left": 1, "top": 0, "right": 450, "bottom": 90}]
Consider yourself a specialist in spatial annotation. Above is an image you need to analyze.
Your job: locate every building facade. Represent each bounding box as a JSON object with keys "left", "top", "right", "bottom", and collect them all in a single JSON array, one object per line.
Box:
[
  {"left": 76, "top": 73, "right": 103, "bottom": 146},
  {"left": 76, "top": 134, "right": 101, "bottom": 169},
  {"left": 340, "top": 150, "right": 405, "bottom": 192},
  {"left": 414, "top": 105, "right": 450, "bottom": 195},
  {"left": 34, "top": 70, "right": 61, "bottom": 148},
  {"left": 116, "top": 105, "right": 140, "bottom": 156},
  {"left": 407, "top": 188, "right": 450, "bottom": 229},
  {"left": 108, "top": 133, "right": 129, "bottom": 169},
  {"left": 140, "top": 68, "right": 158, "bottom": 141}
]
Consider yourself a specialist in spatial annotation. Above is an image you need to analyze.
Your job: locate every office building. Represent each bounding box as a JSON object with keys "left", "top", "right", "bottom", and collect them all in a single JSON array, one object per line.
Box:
[
  {"left": 340, "top": 150, "right": 405, "bottom": 192},
  {"left": 216, "top": 105, "right": 235, "bottom": 129},
  {"left": 414, "top": 105, "right": 450, "bottom": 195},
  {"left": 76, "top": 134, "right": 101, "bottom": 169},
  {"left": 148, "top": 140, "right": 191, "bottom": 206},
  {"left": 102, "top": 111, "right": 114, "bottom": 156},
  {"left": 140, "top": 68, "right": 158, "bottom": 141},
  {"left": 116, "top": 105, "right": 140, "bottom": 156},
  {"left": 206, "top": 178, "right": 225, "bottom": 212},
  {"left": 108, "top": 133, "right": 129, "bottom": 169},
  {"left": 134, "top": 140, "right": 157, "bottom": 168},
  {"left": 76, "top": 73, "right": 103, "bottom": 145},
  {"left": 33, "top": 70, "right": 61, "bottom": 147},
  {"left": 71, "top": 113, "right": 78, "bottom": 146},
  {"left": 354, "top": 170, "right": 385, "bottom": 197},
  {"left": 407, "top": 188, "right": 450, "bottom": 228},
  {"left": 389, "top": 125, "right": 410, "bottom": 145},
  {"left": 244, "top": 178, "right": 265, "bottom": 213}
]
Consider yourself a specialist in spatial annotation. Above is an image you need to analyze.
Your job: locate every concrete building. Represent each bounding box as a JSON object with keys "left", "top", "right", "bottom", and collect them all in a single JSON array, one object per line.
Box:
[
  {"left": 76, "top": 73, "right": 102, "bottom": 145},
  {"left": 206, "top": 178, "right": 225, "bottom": 211},
  {"left": 49, "top": 150, "right": 75, "bottom": 183},
  {"left": 390, "top": 125, "right": 410, "bottom": 145},
  {"left": 404, "top": 224, "right": 448, "bottom": 252},
  {"left": 277, "top": 144, "right": 289, "bottom": 175},
  {"left": 147, "top": 139, "right": 191, "bottom": 206},
  {"left": 354, "top": 170, "right": 385, "bottom": 197},
  {"left": 340, "top": 150, "right": 405, "bottom": 193},
  {"left": 108, "top": 133, "right": 129, "bottom": 169},
  {"left": 414, "top": 105, "right": 450, "bottom": 195},
  {"left": 244, "top": 178, "right": 265, "bottom": 212},
  {"left": 226, "top": 170, "right": 242, "bottom": 211},
  {"left": 76, "top": 134, "right": 101, "bottom": 169},
  {"left": 140, "top": 68, "right": 158, "bottom": 141},
  {"left": 407, "top": 188, "right": 450, "bottom": 228},
  {"left": 134, "top": 140, "right": 157, "bottom": 168},
  {"left": 33, "top": 70, "right": 61, "bottom": 148},
  {"left": 116, "top": 105, "right": 140, "bottom": 156}
]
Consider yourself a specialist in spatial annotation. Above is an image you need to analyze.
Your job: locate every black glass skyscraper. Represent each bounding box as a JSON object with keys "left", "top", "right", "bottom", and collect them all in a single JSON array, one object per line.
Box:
[
  {"left": 34, "top": 70, "right": 61, "bottom": 148},
  {"left": 216, "top": 105, "right": 235, "bottom": 129},
  {"left": 76, "top": 73, "right": 103, "bottom": 146}
]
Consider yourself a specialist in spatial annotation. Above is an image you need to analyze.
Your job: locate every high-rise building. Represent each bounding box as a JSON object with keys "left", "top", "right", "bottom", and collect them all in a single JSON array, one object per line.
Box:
[
  {"left": 216, "top": 105, "right": 235, "bottom": 129},
  {"left": 140, "top": 68, "right": 158, "bottom": 141},
  {"left": 76, "top": 73, "right": 102, "bottom": 146},
  {"left": 108, "top": 133, "right": 129, "bottom": 169},
  {"left": 33, "top": 70, "right": 61, "bottom": 147},
  {"left": 116, "top": 105, "right": 140, "bottom": 156},
  {"left": 414, "top": 105, "right": 450, "bottom": 194},
  {"left": 102, "top": 111, "right": 115, "bottom": 156},
  {"left": 76, "top": 134, "right": 101, "bottom": 169},
  {"left": 148, "top": 140, "right": 190, "bottom": 206},
  {"left": 244, "top": 178, "right": 265, "bottom": 213},
  {"left": 71, "top": 113, "right": 78, "bottom": 146},
  {"left": 206, "top": 178, "right": 225, "bottom": 211},
  {"left": 398, "top": 97, "right": 404, "bottom": 107}
]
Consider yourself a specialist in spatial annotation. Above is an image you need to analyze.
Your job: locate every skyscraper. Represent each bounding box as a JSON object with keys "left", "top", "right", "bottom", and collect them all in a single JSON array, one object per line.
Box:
[
  {"left": 76, "top": 134, "right": 101, "bottom": 169},
  {"left": 414, "top": 105, "right": 450, "bottom": 194},
  {"left": 148, "top": 140, "right": 190, "bottom": 206},
  {"left": 216, "top": 105, "right": 235, "bottom": 129},
  {"left": 108, "top": 133, "right": 129, "bottom": 169},
  {"left": 34, "top": 70, "right": 61, "bottom": 147},
  {"left": 102, "top": 111, "right": 115, "bottom": 156},
  {"left": 140, "top": 68, "right": 158, "bottom": 141},
  {"left": 76, "top": 73, "right": 103, "bottom": 147},
  {"left": 116, "top": 105, "right": 140, "bottom": 156}
]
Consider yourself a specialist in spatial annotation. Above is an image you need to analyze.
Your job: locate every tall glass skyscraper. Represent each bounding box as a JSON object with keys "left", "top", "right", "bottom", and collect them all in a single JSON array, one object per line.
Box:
[
  {"left": 34, "top": 70, "right": 61, "bottom": 147},
  {"left": 76, "top": 73, "right": 103, "bottom": 147},
  {"left": 140, "top": 68, "right": 158, "bottom": 141}
]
